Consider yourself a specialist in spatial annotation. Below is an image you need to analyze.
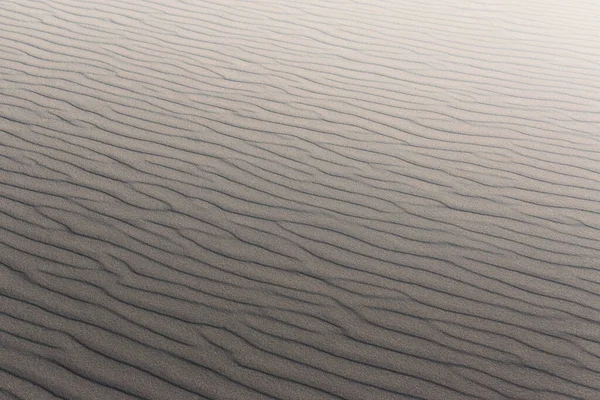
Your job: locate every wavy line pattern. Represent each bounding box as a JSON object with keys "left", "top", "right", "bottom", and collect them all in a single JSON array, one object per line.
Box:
[{"left": 1, "top": 0, "right": 600, "bottom": 399}]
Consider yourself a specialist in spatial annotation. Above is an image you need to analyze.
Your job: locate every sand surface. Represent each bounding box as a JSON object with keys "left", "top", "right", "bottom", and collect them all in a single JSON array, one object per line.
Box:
[{"left": 1, "top": 0, "right": 600, "bottom": 399}]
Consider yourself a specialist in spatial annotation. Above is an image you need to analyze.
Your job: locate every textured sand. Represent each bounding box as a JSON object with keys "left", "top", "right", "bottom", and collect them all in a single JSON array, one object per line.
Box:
[{"left": 1, "top": 0, "right": 600, "bottom": 399}]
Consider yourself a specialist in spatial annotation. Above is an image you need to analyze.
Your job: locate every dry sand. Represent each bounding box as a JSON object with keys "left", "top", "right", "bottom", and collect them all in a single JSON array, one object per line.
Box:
[{"left": 1, "top": 0, "right": 600, "bottom": 398}]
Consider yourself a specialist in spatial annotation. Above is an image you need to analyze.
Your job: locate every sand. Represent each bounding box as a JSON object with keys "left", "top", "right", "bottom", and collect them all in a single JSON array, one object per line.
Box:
[{"left": 1, "top": 0, "right": 600, "bottom": 398}]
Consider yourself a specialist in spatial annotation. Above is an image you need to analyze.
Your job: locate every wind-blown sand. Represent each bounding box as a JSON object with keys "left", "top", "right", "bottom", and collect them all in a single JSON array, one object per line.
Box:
[{"left": 1, "top": 0, "right": 600, "bottom": 399}]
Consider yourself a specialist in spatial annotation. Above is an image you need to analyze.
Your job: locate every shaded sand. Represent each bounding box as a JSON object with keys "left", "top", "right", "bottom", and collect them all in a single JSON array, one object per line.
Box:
[{"left": 1, "top": 0, "right": 600, "bottom": 399}]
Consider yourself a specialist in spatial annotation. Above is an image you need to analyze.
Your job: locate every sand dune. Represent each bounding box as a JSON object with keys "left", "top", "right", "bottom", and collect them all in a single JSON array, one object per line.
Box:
[{"left": 1, "top": 0, "right": 600, "bottom": 398}]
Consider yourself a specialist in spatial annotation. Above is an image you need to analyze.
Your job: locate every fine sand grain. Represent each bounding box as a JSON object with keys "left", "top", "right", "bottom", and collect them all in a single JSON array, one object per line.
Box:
[{"left": 1, "top": 0, "right": 600, "bottom": 399}]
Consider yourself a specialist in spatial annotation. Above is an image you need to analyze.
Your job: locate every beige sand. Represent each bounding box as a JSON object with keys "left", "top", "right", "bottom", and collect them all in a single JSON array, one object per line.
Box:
[{"left": 1, "top": 0, "right": 600, "bottom": 398}]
